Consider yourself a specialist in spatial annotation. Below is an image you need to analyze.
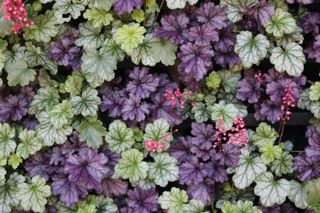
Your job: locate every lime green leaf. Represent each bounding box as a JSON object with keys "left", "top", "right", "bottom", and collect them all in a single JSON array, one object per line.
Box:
[
  {"left": 288, "top": 180, "right": 308, "bottom": 209},
  {"left": 29, "top": 87, "right": 60, "bottom": 114},
  {"left": 105, "top": 120, "right": 135, "bottom": 153},
  {"left": 49, "top": 100, "right": 74, "bottom": 128},
  {"left": 310, "top": 82, "right": 320, "bottom": 101},
  {"left": 149, "top": 153, "right": 179, "bottom": 187},
  {"left": 6, "top": 61, "right": 36, "bottom": 86},
  {"left": 0, "top": 123, "right": 16, "bottom": 157},
  {"left": 62, "top": 73, "right": 83, "bottom": 95},
  {"left": 310, "top": 102, "right": 320, "bottom": 119},
  {"left": 144, "top": 118, "right": 170, "bottom": 142},
  {"left": 8, "top": 154, "right": 22, "bottom": 169},
  {"left": 95, "top": 196, "right": 118, "bottom": 213},
  {"left": 17, "top": 176, "right": 51, "bottom": 212},
  {"left": 305, "top": 178, "right": 320, "bottom": 211},
  {"left": 235, "top": 31, "right": 270, "bottom": 68},
  {"left": 77, "top": 204, "right": 95, "bottom": 213},
  {"left": 78, "top": 117, "right": 106, "bottom": 148},
  {"left": 114, "top": 23, "right": 146, "bottom": 54},
  {"left": 270, "top": 42, "right": 305, "bottom": 77},
  {"left": 0, "top": 173, "right": 25, "bottom": 213},
  {"left": 88, "top": 0, "right": 113, "bottom": 10},
  {"left": 206, "top": 71, "right": 221, "bottom": 89},
  {"left": 25, "top": 43, "right": 57, "bottom": 75},
  {"left": 16, "top": 130, "right": 42, "bottom": 159},
  {"left": 53, "top": 0, "right": 85, "bottom": 23},
  {"left": 84, "top": 9, "right": 113, "bottom": 28},
  {"left": 132, "top": 9, "right": 145, "bottom": 23},
  {"left": 71, "top": 87, "right": 101, "bottom": 116},
  {"left": 265, "top": 9, "right": 297, "bottom": 38},
  {"left": 37, "top": 111, "right": 72, "bottom": 146},
  {"left": 233, "top": 150, "right": 267, "bottom": 189},
  {"left": 158, "top": 187, "right": 188, "bottom": 213},
  {"left": 165, "top": 0, "right": 198, "bottom": 9},
  {"left": 221, "top": 0, "right": 257, "bottom": 22},
  {"left": 75, "top": 22, "right": 105, "bottom": 49},
  {"left": 101, "top": 38, "right": 125, "bottom": 62},
  {"left": 131, "top": 34, "right": 158, "bottom": 66},
  {"left": 24, "top": 10, "right": 59, "bottom": 43},
  {"left": 185, "top": 199, "right": 209, "bottom": 213},
  {"left": 192, "top": 103, "right": 214, "bottom": 123},
  {"left": 211, "top": 102, "right": 239, "bottom": 130},
  {"left": 252, "top": 123, "right": 278, "bottom": 147},
  {"left": 259, "top": 143, "right": 282, "bottom": 165},
  {"left": 221, "top": 201, "right": 237, "bottom": 213},
  {"left": 115, "top": 149, "right": 148, "bottom": 182},
  {"left": 146, "top": 0, "right": 160, "bottom": 13},
  {"left": 81, "top": 48, "right": 117, "bottom": 88},
  {"left": 270, "top": 151, "right": 293, "bottom": 176},
  {"left": 151, "top": 39, "right": 177, "bottom": 66},
  {"left": 222, "top": 200, "right": 261, "bottom": 213},
  {"left": 0, "top": 154, "right": 6, "bottom": 166}
]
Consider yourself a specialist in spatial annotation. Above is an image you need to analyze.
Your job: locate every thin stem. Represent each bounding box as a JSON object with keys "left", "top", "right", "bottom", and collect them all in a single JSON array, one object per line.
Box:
[
  {"left": 152, "top": 0, "right": 165, "bottom": 29},
  {"left": 277, "top": 120, "right": 286, "bottom": 144}
]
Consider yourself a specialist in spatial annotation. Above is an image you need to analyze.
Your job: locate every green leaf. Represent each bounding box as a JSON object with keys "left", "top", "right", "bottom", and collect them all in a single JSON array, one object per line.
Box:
[
  {"left": 105, "top": 120, "right": 135, "bottom": 153},
  {"left": 75, "top": 22, "right": 105, "bottom": 49},
  {"left": 265, "top": 9, "right": 297, "bottom": 38},
  {"left": 270, "top": 151, "right": 293, "bottom": 176},
  {"left": 131, "top": 34, "right": 158, "bottom": 66},
  {"left": 235, "top": 31, "right": 270, "bottom": 68},
  {"left": 144, "top": 118, "right": 170, "bottom": 142},
  {"left": 259, "top": 143, "right": 282, "bottom": 165},
  {"left": 49, "top": 100, "right": 74, "bottom": 128},
  {"left": 149, "top": 153, "right": 179, "bottom": 187},
  {"left": 0, "top": 50, "right": 5, "bottom": 75},
  {"left": 0, "top": 153, "right": 6, "bottom": 166},
  {"left": 88, "top": 0, "right": 113, "bottom": 10},
  {"left": 165, "top": 0, "right": 198, "bottom": 9},
  {"left": 185, "top": 199, "right": 209, "bottom": 213},
  {"left": 78, "top": 117, "right": 106, "bottom": 148},
  {"left": 151, "top": 39, "right": 177, "bottom": 66},
  {"left": 233, "top": 149, "right": 267, "bottom": 189},
  {"left": 95, "top": 196, "right": 118, "bottom": 213},
  {"left": 211, "top": 102, "right": 239, "bottom": 130},
  {"left": 16, "top": 129, "right": 42, "bottom": 159},
  {"left": 24, "top": 10, "right": 59, "bottom": 43},
  {"left": 192, "top": 103, "right": 214, "bottom": 123},
  {"left": 222, "top": 200, "right": 261, "bottom": 213},
  {"left": 53, "top": 0, "right": 85, "bottom": 23},
  {"left": 254, "top": 172, "right": 290, "bottom": 206},
  {"left": 310, "top": 101, "right": 320, "bottom": 119},
  {"left": 81, "top": 48, "right": 117, "bottom": 88},
  {"left": 221, "top": 201, "right": 237, "bottom": 213},
  {"left": 63, "top": 73, "right": 84, "bottom": 96},
  {"left": 101, "top": 38, "right": 125, "bottom": 62},
  {"left": 0, "top": 123, "right": 16, "bottom": 157},
  {"left": 221, "top": 0, "right": 257, "bottom": 22},
  {"left": 305, "top": 178, "right": 320, "bottom": 211},
  {"left": 29, "top": 87, "right": 60, "bottom": 114},
  {"left": 70, "top": 87, "right": 101, "bottom": 116},
  {"left": 206, "top": 71, "right": 221, "bottom": 89},
  {"left": 24, "top": 42, "right": 57, "bottom": 75},
  {"left": 288, "top": 180, "right": 308, "bottom": 209},
  {"left": 115, "top": 149, "right": 148, "bottom": 182},
  {"left": 310, "top": 82, "right": 320, "bottom": 101},
  {"left": 158, "top": 187, "right": 188, "bottom": 213},
  {"left": 6, "top": 61, "right": 35, "bottom": 86},
  {"left": 252, "top": 123, "right": 278, "bottom": 147},
  {"left": 0, "top": 173, "right": 25, "bottom": 213},
  {"left": 270, "top": 42, "right": 305, "bottom": 77},
  {"left": 77, "top": 204, "right": 95, "bottom": 213},
  {"left": 83, "top": 9, "right": 113, "bottom": 28},
  {"left": 8, "top": 154, "right": 22, "bottom": 169},
  {"left": 0, "top": 167, "right": 6, "bottom": 185},
  {"left": 114, "top": 23, "right": 146, "bottom": 54},
  {"left": 37, "top": 111, "right": 72, "bottom": 146},
  {"left": 17, "top": 176, "right": 51, "bottom": 212},
  {"left": 217, "top": 70, "right": 241, "bottom": 93},
  {"left": 131, "top": 9, "right": 145, "bottom": 23},
  {"left": 298, "top": 89, "right": 311, "bottom": 110}
]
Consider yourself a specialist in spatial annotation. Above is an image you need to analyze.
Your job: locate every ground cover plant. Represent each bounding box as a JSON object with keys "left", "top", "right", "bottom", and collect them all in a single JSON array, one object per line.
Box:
[{"left": 0, "top": 0, "right": 320, "bottom": 212}]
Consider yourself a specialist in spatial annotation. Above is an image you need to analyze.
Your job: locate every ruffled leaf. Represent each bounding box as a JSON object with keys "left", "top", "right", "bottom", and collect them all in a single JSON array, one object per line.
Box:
[
  {"left": 270, "top": 151, "right": 293, "bottom": 176},
  {"left": 78, "top": 117, "right": 106, "bottom": 148},
  {"left": 16, "top": 129, "right": 42, "bottom": 159},
  {"left": 144, "top": 118, "right": 170, "bottom": 142},
  {"left": 0, "top": 123, "right": 16, "bottom": 157},
  {"left": 53, "top": 0, "right": 85, "bottom": 23},
  {"left": 235, "top": 31, "right": 270, "bottom": 68},
  {"left": 305, "top": 178, "right": 320, "bottom": 211},
  {"left": 221, "top": 0, "right": 257, "bottom": 22},
  {"left": 70, "top": 87, "right": 101, "bottom": 116},
  {"left": 211, "top": 102, "right": 239, "bottom": 130},
  {"left": 309, "top": 82, "right": 320, "bottom": 101},
  {"left": 75, "top": 22, "right": 105, "bottom": 49},
  {"left": 288, "top": 180, "right": 308, "bottom": 209},
  {"left": 158, "top": 187, "right": 188, "bottom": 213},
  {"left": 83, "top": 9, "right": 113, "bottom": 28},
  {"left": 192, "top": 103, "right": 214, "bottom": 123},
  {"left": 259, "top": 143, "right": 282, "bottom": 165},
  {"left": 6, "top": 61, "right": 36, "bottom": 86},
  {"left": 49, "top": 100, "right": 74, "bottom": 128},
  {"left": 105, "top": 120, "right": 135, "bottom": 153},
  {"left": 265, "top": 9, "right": 297, "bottom": 38},
  {"left": 165, "top": 0, "right": 198, "bottom": 9},
  {"left": 252, "top": 122, "right": 278, "bottom": 147},
  {"left": 149, "top": 153, "right": 179, "bottom": 187},
  {"left": 29, "top": 87, "right": 60, "bottom": 114}
]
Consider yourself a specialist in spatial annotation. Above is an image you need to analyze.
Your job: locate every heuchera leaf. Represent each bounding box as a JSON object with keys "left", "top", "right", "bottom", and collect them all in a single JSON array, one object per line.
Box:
[
  {"left": 53, "top": 0, "right": 85, "bottom": 24},
  {"left": 221, "top": 0, "right": 257, "bottom": 22},
  {"left": 305, "top": 178, "right": 320, "bottom": 211},
  {"left": 192, "top": 103, "right": 214, "bottom": 123},
  {"left": 49, "top": 100, "right": 74, "bottom": 128},
  {"left": 265, "top": 9, "right": 297, "bottom": 38},
  {"left": 70, "top": 87, "right": 101, "bottom": 116},
  {"left": 75, "top": 22, "right": 105, "bottom": 49},
  {"left": 158, "top": 187, "right": 188, "bottom": 213},
  {"left": 83, "top": 9, "right": 113, "bottom": 28},
  {"left": 148, "top": 153, "right": 179, "bottom": 187},
  {"left": 105, "top": 120, "right": 135, "bottom": 153},
  {"left": 259, "top": 143, "right": 282, "bottom": 165},
  {"left": 114, "top": 149, "right": 148, "bottom": 183},
  {"left": 254, "top": 172, "right": 290, "bottom": 207},
  {"left": 252, "top": 122, "right": 278, "bottom": 147},
  {"left": 270, "top": 151, "right": 293, "bottom": 176},
  {"left": 0, "top": 123, "right": 16, "bottom": 157},
  {"left": 6, "top": 61, "right": 36, "bottom": 86},
  {"left": 270, "top": 42, "right": 306, "bottom": 77},
  {"left": 234, "top": 31, "right": 270, "bottom": 68},
  {"left": 17, "top": 176, "right": 51, "bottom": 212},
  {"left": 211, "top": 102, "right": 239, "bottom": 130},
  {"left": 144, "top": 118, "right": 170, "bottom": 142},
  {"left": 29, "top": 87, "right": 60, "bottom": 114},
  {"left": 233, "top": 149, "right": 267, "bottom": 189},
  {"left": 165, "top": 0, "right": 198, "bottom": 9},
  {"left": 288, "top": 180, "right": 308, "bottom": 209},
  {"left": 78, "top": 117, "right": 106, "bottom": 148},
  {"left": 185, "top": 199, "right": 209, "bottom": 213},
  {"left": 309, "top": 82, "right": 320, "bottom": 101},
  {"left": 16, "top": 129, "right": 42, "bottom": 159}
]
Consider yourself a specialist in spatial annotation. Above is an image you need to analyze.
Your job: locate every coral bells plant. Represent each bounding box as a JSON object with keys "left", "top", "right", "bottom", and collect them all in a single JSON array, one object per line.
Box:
[
  {"left": 2, "top": 0, "right": 33, "bottom": 33},
  {"left": 0, "top": 0, "right": 320, "bottom": 212}
]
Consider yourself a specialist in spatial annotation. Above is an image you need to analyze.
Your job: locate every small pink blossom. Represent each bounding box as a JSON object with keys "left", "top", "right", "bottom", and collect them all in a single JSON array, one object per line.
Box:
[
  {"left": 144, "top": 133, "right": 174, "bottom": 152},
  {"left": 164, "top": 88, "right": 192, "bottom": 109},
  {"left": 278, "top": 81, "right": 295, "bottom": 121}
]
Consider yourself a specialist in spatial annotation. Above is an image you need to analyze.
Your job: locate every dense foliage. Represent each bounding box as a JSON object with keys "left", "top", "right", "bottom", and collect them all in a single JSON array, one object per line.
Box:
[{"left": 0, "top": 0, "right": 320, "bottom": 212}]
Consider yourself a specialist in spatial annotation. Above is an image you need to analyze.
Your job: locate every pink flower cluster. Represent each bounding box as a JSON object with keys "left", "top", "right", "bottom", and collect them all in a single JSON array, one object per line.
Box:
[
  {"left": 2, "top": 0, "right": 34, "bottom": 33},
  {"left": 164, "top": 88, "right": 192, "bottom": 109},
  {"left": 144, "top": 133, "right": 173, "bottom": 152},
  {"left": 279, "top": 81, "right": 295, "bottom": 121},
  {"left": 213, "top": 117, "right": 248, "bottom": 151}
]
